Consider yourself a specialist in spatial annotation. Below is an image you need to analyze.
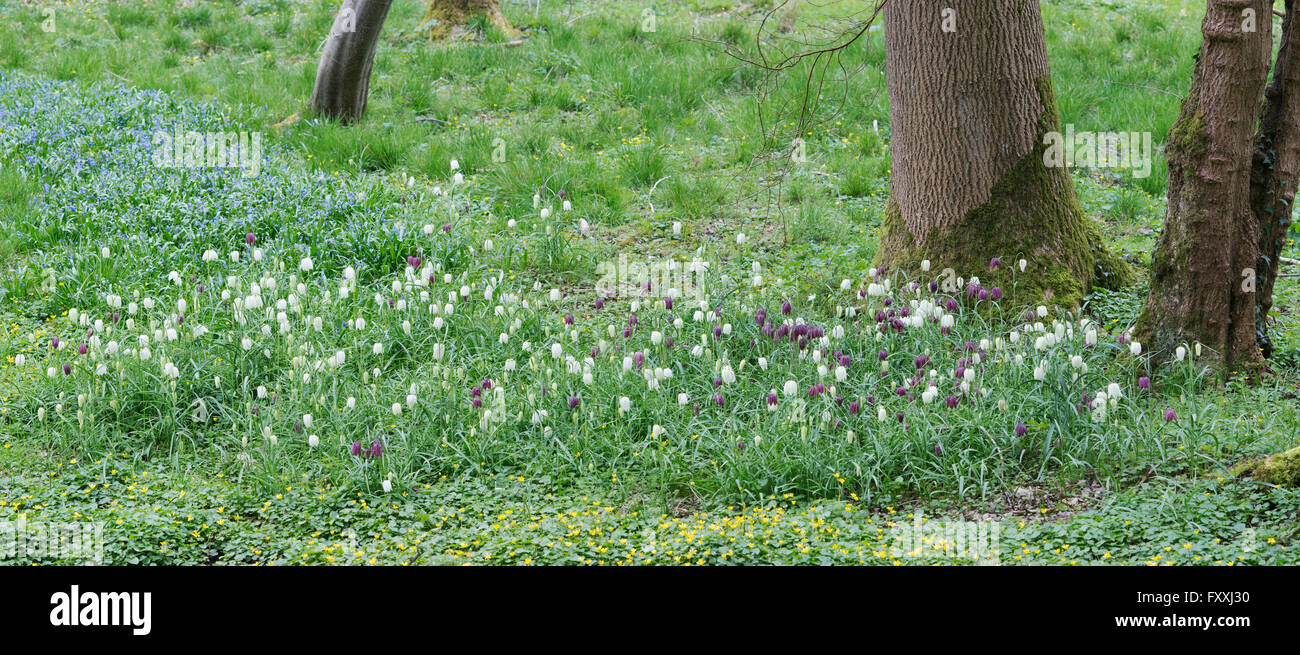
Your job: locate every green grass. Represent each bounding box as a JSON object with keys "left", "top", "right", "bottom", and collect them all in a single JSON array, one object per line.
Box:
[{"left": 0, "top": 0, "right": 1204, "bottom": 229}]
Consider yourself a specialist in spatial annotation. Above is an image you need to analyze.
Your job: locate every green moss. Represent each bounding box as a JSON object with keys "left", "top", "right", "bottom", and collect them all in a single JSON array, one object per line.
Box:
[
  {"left": 1166, "top": 106, "right": 1207, "bottom": 163},
  {"left": 1147, "top": 98, "right": 1205, "bottom": 295},
  {"left": 1233, "top": 445, "right": 1300, "bottom": 487},
  {"left": 874, "top": 76, "right": 1134, "bottom": 313},
  {"left": 1087, "top": 220, "right": 1134, "bottom": 291}
]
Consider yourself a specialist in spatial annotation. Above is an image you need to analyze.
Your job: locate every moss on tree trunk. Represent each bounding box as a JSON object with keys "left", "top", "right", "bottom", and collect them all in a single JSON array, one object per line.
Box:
[
  {"left": 1233, "top": 444, "right": 1300, "bottom": 487},
  {"left": 424, "top": 0, "right": 517, "bottom": 41},
  {"left": 1133, "top": 0, "right": 1276, "bottom": 372}
]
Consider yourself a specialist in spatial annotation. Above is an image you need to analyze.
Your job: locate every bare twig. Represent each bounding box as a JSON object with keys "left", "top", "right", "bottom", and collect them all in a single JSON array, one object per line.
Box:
[
  {"left": 1103, "top": 79, "right": 1180, "bottom": 98},
  {"left": 647, "top": 176, "right": 670, "bottom": 216},
  {"left": 688, "top": 0, "right": 886, "bottom": 219},
  {"left": 702, "top": 97, "right": 726, "bottom": 122},
  {"left": 565, "top": 11, "right": 595, "bottom": 26},
  {"left": 648, "top": 176, "right": 670, "bottom": 198}
]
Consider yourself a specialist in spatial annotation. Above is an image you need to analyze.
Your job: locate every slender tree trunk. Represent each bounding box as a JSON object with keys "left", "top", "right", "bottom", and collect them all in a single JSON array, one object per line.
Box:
[
  {"left": 1250, "top": 0, "right": 1300, "bottom": 359},
  {"left": 309, "top": 0, "right": 393, "bottom": 123},
  {"left": 424, "top": 0, "right": 517, "bottom": 40},
  {"left": 874, "top": 0, "right": 1132, "bottom": 310},
  {"left": 1135, "top": 0, "right": 1273, "bottom": 368}
]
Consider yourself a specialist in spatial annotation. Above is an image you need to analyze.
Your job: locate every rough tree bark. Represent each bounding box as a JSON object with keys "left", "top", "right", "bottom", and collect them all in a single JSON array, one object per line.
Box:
[
  {"left": 1135, "top": 0, "right": 1276, "bottom": 369},
  {"left": 1250, "top": 0, "right": 1300, "bottom": 359},
  {"left": 309, "top": 0, "right": 394, "bottom": 123},
  {"left": 874, "top": 0, "right": 1133, "bottom": 309},
  {"left": 424, "top": 0, "right": 517, "bottom": 40}
]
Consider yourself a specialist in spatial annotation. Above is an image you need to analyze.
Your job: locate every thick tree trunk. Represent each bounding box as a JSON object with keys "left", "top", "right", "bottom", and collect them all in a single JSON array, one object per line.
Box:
[
  {"left": 1250, "top": 1, "right": 1300, "bottom": 359},
  {"left": 309, "top": 0, "right": 393, "bottom": 123},
  {"left": 1135, "top": 0, "right": 1273, "bottom": 369},
  {"left": 874, "top": 0, "right": 1132, "bottom": 310},
  {"left": 424, "top": 0, "right": 517, "bottom": 40}
]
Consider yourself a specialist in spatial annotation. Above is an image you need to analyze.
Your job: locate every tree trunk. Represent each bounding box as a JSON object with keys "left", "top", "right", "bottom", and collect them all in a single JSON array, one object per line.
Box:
[
  {"left": 874, "top": 0, "right": 1133, "bottom": 310},
  {"left": 1250, "top": 0, "right": 1300, "bottom": 359},
  {"left": 309, "top": 0, "right": 394, "bottom": 123},
  {"left": 424, "top": 0, "right": 517, "bottom": 40},
  {"left": 1135, "top": 0, "right": 1273, "bottom": 369}
]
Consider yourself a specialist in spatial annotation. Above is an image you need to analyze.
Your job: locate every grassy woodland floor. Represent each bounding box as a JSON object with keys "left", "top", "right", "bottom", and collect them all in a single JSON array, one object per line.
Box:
[{"left": 0, "top": 0, "right": 1297, "bottom": 565}]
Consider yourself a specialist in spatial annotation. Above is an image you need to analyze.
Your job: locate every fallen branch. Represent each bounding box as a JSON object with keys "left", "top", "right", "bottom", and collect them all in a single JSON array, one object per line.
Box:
[
  {"left": 648, "top": 176, "right": 670, "bottom": 198},
  {"left": 1102, "top": 79, "right": 1180, "bottom": 98},
  {"left": 702, "top": 98, "right": 726, "bottom": 122},
  {"left": 565, "top": 11, "right": 595, "bottom": 26},
  {"left": 647, "top": 176, "right": 670, "bottom": 216}
]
